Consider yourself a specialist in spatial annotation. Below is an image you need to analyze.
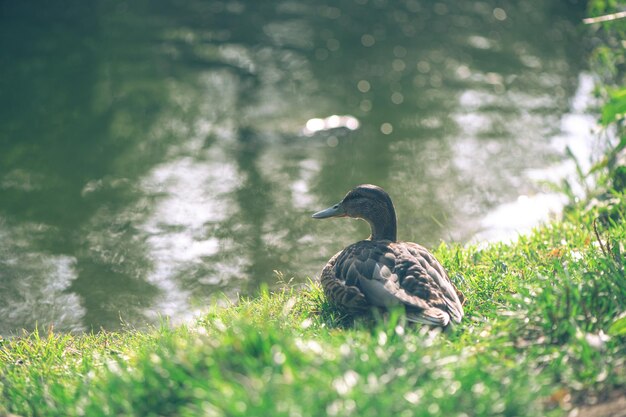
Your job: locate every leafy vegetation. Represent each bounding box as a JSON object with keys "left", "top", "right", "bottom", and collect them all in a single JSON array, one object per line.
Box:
[{"left": 586, "top": 0, "right": 626, "bottom": 193}]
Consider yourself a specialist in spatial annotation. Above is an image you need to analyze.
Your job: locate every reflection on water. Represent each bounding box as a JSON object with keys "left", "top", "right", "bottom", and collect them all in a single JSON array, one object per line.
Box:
[
  {"left": 0, "top": 0, "right": 590, "bottom": 334},
  {"left": 474, "top": 73, "right": 598, "bottom": 242}
]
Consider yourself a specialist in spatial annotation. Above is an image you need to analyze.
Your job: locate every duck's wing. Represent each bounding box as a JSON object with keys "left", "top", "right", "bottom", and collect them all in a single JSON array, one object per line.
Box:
[
  {"left": 322, "top": 241, "right": 406, "bottom": 314},
  {"left": 396, "top": 242, "right": 464, "bottom": 325},
  {"left": 320, "top": 249, "right": 370, "bottom": 314}
]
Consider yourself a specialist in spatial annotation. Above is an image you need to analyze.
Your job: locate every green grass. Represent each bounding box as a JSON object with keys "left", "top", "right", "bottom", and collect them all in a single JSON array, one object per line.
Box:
[{"left": 1, "top": 196, "right": 625, "bottom": 416}]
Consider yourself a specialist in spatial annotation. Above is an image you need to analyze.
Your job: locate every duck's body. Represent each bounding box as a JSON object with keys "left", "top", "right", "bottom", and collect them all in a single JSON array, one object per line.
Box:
[{"left": 312, "top": 184, "right": 464, "bottom": 327}]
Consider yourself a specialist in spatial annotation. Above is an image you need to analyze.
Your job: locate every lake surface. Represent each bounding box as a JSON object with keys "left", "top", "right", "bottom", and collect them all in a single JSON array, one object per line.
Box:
[{"left": 0, "top": 0, "right": 591, "bottom": 334}]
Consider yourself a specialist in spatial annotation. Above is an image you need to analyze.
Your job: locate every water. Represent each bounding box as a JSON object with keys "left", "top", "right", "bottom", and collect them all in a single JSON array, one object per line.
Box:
[{"left": 0, "top": 0, "right": 590, "bottom": 334}]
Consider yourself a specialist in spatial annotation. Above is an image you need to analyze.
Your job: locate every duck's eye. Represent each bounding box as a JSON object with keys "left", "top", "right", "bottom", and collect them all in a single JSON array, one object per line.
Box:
[{"left": 333, "top": 204, "right": 339, "bottom": 209}]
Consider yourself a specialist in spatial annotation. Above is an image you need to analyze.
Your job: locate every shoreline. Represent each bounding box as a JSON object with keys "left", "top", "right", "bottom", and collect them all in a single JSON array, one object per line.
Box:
[{"left": 1, "top": 4, "right": 625, "bottom": 416}]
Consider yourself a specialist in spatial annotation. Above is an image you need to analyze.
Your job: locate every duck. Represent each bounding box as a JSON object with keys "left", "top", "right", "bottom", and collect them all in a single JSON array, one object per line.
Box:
[{"left": 312, "top": 184, "right": 464, "bottom": 327}]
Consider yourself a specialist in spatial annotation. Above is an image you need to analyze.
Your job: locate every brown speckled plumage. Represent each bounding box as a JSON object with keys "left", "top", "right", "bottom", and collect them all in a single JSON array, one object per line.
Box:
[{"left": 312, "top": 184, "right": 464, "bottom": 327}]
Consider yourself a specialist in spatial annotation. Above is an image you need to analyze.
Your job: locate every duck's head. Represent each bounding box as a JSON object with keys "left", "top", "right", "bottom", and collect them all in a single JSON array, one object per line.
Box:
[{"left": 312, "top": 184, "right": 397, "bottom": 241}]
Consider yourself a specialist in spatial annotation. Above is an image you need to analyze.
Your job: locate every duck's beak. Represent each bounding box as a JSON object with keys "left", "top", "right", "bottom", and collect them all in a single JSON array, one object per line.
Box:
[{"left": 311, "top": 202, "right": 346, "bottom": 219}]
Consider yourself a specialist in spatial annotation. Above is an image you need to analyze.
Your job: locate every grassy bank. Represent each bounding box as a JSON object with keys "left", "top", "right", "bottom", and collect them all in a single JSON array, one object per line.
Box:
[
  {"left": 1, "top": 198, "right": 625, "bottom": 416},
  {"left": 2, "top": 4, "right": 626, "bottom": 417}
]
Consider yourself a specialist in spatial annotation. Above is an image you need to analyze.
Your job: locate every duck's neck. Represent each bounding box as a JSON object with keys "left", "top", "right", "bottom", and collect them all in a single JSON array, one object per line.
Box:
[{"left": 366, "top": 207, "right": 397, "bottom": 242}]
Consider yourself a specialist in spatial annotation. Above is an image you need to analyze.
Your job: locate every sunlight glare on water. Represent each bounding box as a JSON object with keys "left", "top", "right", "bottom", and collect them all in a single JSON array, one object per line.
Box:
[
  {"left": 473, "top": 74, "right": 598, "bottom": 243},
  {"left": 303, "top": 115, "right": 360, "bottom": 136},
  {"left": 139, "top": 151, "right": 242, "bottom": 322}
]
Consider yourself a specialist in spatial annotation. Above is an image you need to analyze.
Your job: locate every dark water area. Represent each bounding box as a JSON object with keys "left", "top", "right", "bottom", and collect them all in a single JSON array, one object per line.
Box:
[{"left": 0, "top": 0, "right": 590, "bottom": 334}]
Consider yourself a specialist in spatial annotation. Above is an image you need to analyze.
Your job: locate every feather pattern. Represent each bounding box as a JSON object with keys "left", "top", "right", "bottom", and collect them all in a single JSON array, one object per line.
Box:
[
  {"left": 313, "top": 184, "right": 464, "bottom": 327},
  {"left": 321, "top": 240, "right": 463, "bottom": 326}
]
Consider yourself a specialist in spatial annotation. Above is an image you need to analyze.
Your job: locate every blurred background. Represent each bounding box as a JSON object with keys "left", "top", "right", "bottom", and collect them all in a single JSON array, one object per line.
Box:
[{"left": 0, "top": 0, "right": 596, "bottom": 334}]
